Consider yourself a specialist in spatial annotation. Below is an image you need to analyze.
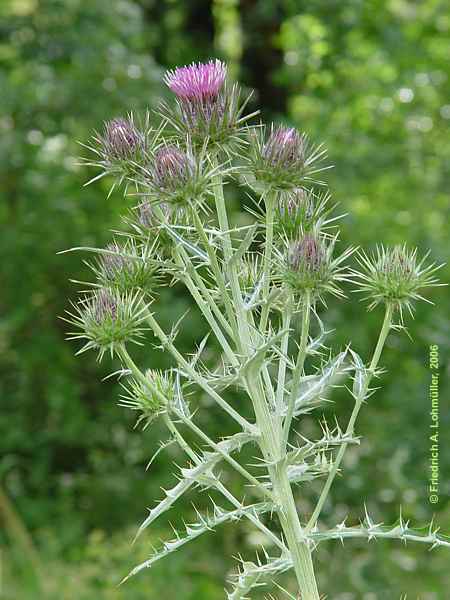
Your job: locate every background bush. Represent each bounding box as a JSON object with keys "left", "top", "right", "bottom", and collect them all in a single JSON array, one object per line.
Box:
[{"left": 1, "top": 0, "right": 448, "bottom": 597}]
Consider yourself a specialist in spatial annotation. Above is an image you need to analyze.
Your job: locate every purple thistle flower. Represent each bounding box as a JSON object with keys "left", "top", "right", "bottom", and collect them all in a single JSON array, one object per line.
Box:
[
  {"left": 153, "top": 145, "right": 191, "bottom": 191},
  {"left": 262, "top": 126, "right": 305, "bottom": 168},
  {"left": 164, "top": 60, "right": 227, "bottom": 101},
  {"left": 102, "top": 117, "right": 141, "bottom": 160}
]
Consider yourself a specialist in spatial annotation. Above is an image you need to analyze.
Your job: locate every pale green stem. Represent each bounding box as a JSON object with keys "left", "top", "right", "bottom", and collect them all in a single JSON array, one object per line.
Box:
[
  {"left": 145, "top": 311, "right": 256, "bottom": 433},
  {"left": 271, "top": 467, "right": 320, "bottom": 600},
  {"left": 282, "top": 291, "right": 311, "bottom": 448},
  {"left": 163, "top": 417, "right": 286, "bottom": 552},
  {"left": 259, "top": 190, "right": 276, "bottom": 332},
  {"left": 124, "top": 351, "right": 284, "bottom": 551},
  {"left": 163, "top": 413, "right": 199, "bottom": 463},
  {"left": 209, "top": 173, "right": 319, "bottom": 597},
  {"left": 178, "top": 246, "right": 235, "bottom": 338},
  {"left": 306, "top": 302, "right": 394, "bottom": 531},
  {"left": 173, "top": 248, "right": 238, "bottom": 366},
  {"left": 214, "top": 480, "right": 287, "bottom": 553},
  {"left": 174, "top": 409, "right": 274, "bottom": 501},
  {"left": 276, "top": 296, "right": 293, "bottom": 418},
  {"left": 190, "top": 207, "right": 239, "bottom": 338},
  {"left": 118, "top": 345, "right": 270, "bottom": 500},
  {"left": 212, "top": 168, "right": 251, "bottom": 354}
]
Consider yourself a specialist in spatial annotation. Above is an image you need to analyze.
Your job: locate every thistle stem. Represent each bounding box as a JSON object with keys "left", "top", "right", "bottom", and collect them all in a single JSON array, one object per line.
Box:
[
  {"left": 190, "top": 207, "right": 239, "bottom": 338},
  {"left": 283, "top": 291, "right": 311, "bottom": 448},
  {"left": 212, "top": 168, "right": 252, "bottom": 354},
  {"left": 260, "top": 190, "right": 276, "bottom": 331},
  {"left": 145, "top": 311, "right": 256, "bottom": 433},
  {"left": 306, "top": 302, "right": 394, "bottom": 531},
  {"left": 174, "top": 409, "right": 274, "bottom": 501},
  {"left": 174, "top": 248, "right": 238, "bottom": 366},
  {"left": 271, "top": 467, "right": 320, "bottom": 600},
  {"left": 276, "top": 296, "right": 293, "bottom": 417}
]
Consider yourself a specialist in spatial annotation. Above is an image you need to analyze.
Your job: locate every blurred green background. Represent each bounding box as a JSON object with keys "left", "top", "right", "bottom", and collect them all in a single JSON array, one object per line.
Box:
[{"left": 1, "top": 0, "right": 449, "bottom": 598}]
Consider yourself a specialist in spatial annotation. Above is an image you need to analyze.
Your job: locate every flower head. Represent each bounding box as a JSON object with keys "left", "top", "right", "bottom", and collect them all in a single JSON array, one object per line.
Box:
[
  {"left": 281, "top": 233, "right": 352, "bottom": 300},
  {"left": 288, "top": 234, "right": 324, "bottom": 274},
  {"left": 92, "top": 288, "right": 118, "bottom": 323},
  {"left": 263, "top": 127, "right": 304, "bottom": 168},
  {"left": 95, "top": 241, "right": 160, "bottom": 294},
  {"left": 248, "top": 124, "right": 328, "bottom": 192},
  {"left": 161, "top": 60, "right": 251, "bottom": 149},
  {"left": 153, "top": 145, "right": 191, "bottom": 191},
  {"left": 102, "top": 117, "right": 142, "bottom": 160},
  {"left": 164, "top": 60, "right": 227, "bottom": 101},
  {"left": 67, "top": 289, "right": 148, "bottom": 359},
  {"left": 119, "top": 369, "right": 173, "bottom": 427},
  {"left": 355, "top": 245, "right": 443, "bottom": 316},
  {"left": 144, "top": 142, "right": 214, "bottom": 208}
]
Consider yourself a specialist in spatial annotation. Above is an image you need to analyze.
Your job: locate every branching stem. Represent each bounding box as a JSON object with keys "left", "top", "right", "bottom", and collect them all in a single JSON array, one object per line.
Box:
[{"left": 306, "top": 302, "right": 394, "bottom": 531}]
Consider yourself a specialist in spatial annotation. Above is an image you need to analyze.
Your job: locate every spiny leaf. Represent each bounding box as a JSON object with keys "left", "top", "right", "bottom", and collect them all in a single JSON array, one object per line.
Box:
[
  {"left": 282, "top": 351, "right": 349, "bottom": 417},
  {"left": 123, "top": 501, "right": 273, "bottom": 583},
  {"left": 241, "top": 328, "right": 289, "bottom": 381},
  {"left": 134, "top": 431, "right": 256, "bottom": 541},
  {"left": 229, "top": 223, "right": 258, "bottom": 268},
  {"left": 227, "top": 555, "right": 293, "bottom": 600},
  {"left": 349, "top": 349, "right": 368, "bottom": 399},
  {"left": 308, "top": 515, "right": 450, "bottom": 549}
]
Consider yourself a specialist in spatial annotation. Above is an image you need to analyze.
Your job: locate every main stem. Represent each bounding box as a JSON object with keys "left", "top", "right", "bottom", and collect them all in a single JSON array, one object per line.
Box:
[
  {"left": 272, "top": 468, "right": 320, "bottom": 600},
  {"left": 212, "top": 171, "right": 319, "bottom": 598}
]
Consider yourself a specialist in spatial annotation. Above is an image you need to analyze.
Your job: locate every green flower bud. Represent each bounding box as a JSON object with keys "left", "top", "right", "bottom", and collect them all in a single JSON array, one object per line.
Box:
[
  {"left": 96, "top": 241, "right": 160, "bottom": 294},
  {"left": 119, "top": 369, "right": 173, "bottom": 426},
  {"left": 282, "top": 233, "right": 352, "bottom": 300},
  {"left": 67, "top": 289, "right": 148, "bottom": 359},
  {"left": 356, "top": 245, "right": 443, "bottom": 315}
]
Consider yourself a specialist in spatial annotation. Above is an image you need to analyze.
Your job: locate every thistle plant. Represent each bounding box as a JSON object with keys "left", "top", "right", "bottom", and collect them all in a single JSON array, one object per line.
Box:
[{"left": 66, "top": 60, "right": 447, "bottom": 599}]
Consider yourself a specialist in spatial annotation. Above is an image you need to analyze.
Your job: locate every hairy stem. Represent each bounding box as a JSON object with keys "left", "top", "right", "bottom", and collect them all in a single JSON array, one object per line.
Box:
[{"left": 306, "top": 302, "right": 394, "bottom": 531}]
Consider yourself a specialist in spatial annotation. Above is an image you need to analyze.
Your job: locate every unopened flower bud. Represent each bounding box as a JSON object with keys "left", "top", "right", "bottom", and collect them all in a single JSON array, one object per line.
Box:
[
  {"left": 97, "top": 242, "right": 160, "bottom": 294},
  {"left": 153, "top": 145, "right": 191, "bottom": 191},
  {"left": 120, "top": 369, "right": 173, "bottom": 425},
  {"left": 102, "top": 117, "right": 142, "bottom": 160},
  {"left": 93, "top": 289, "right": 118, "bottom": 324},
  {"left": 288, "top": 234, "right": 324, "bottom": 274},
  {"left": 281, "top": 233, "right": 350, "bottom": 299},
  {"left": 263, "top": 127, "right": 305, "bottom": 169},
  {"left": 356, "top": 245, "right": 442, "bottom": 313},
  {"left": 249, "top": 124, "right": 326, "bottom": 192},
  {"left": 276, "top": 188, "right": 315, "bottom": 237},
  {"left": 102, "top": 243, "right": 132, "bottom": 281},
  {"left": 68, "top": 289, "right": 148, "bottom": 360}
]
